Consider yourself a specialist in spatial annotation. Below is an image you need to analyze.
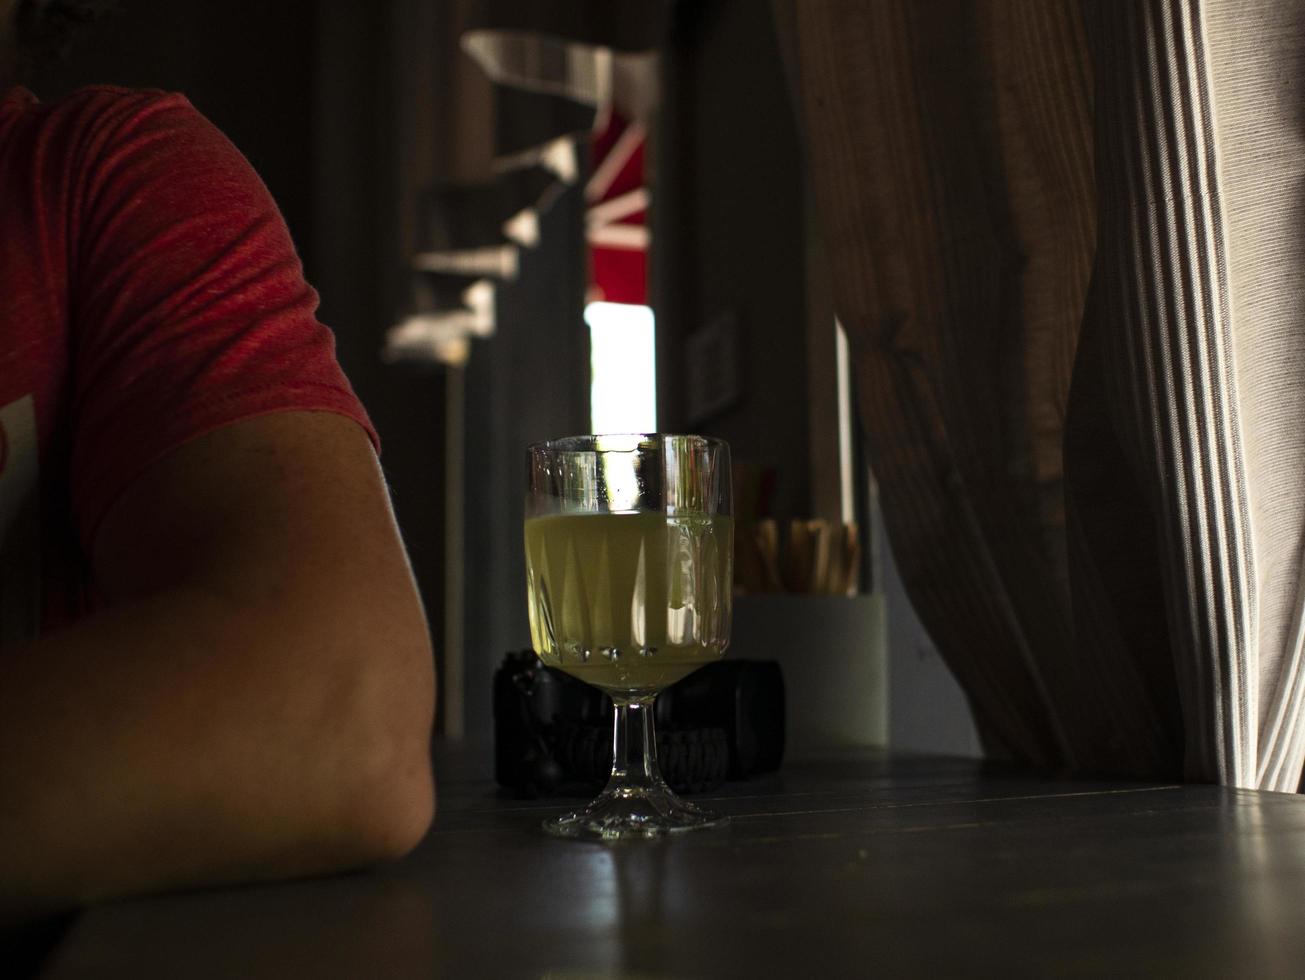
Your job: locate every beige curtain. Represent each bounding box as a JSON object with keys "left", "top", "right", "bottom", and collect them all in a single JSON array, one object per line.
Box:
[{"left": 781, "top": 0, "right": 1305, "bottom": 790}]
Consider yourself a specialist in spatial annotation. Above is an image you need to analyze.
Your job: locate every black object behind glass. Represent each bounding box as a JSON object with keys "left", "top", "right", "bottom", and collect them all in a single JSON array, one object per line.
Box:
[{"left": 494, "top": 653, "right": 785, "bottom": 798}]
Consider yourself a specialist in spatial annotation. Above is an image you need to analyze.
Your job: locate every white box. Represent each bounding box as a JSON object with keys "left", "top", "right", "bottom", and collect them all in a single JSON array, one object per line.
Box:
[{"left": 729, "top": 594, "right": 887, "bottom": 757}]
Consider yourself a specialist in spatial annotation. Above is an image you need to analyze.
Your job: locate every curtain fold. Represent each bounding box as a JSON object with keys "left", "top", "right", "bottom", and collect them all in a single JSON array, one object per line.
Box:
[
  {"left": 786, "top": 0, "right": 1093, "bottom": 769},
  {"left": 783, "top": 0, "right": 1305, "bottom": 789},
  {"left": 1077, "top": 0, "right": 1305, "bottom": 791}
]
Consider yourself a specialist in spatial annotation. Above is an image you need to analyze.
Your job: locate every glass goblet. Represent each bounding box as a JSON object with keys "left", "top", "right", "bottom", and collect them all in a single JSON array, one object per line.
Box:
[{"left": 524, "top": 433, "right": 733, "bottom": 839}]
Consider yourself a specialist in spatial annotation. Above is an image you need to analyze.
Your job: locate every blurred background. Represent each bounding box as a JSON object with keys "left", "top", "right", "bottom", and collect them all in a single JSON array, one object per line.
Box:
[{"left": 30, "top": 0, "right": 980, "bottom": 763}]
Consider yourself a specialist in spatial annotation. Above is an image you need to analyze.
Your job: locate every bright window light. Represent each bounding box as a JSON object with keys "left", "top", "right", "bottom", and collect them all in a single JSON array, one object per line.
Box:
[{"left": 587, "top": 302, "right": 656, "bottom": 435}]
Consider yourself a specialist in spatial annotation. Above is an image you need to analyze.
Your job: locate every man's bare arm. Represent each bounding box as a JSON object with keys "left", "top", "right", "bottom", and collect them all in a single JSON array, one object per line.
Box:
[{"left": 0, "top": 412, "right": 435, "bottom": 913}]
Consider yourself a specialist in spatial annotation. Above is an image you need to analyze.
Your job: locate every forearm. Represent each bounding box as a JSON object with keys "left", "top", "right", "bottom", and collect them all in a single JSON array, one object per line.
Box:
[{"left": 0, "top": 585, "right": 434, "bottom": 914}]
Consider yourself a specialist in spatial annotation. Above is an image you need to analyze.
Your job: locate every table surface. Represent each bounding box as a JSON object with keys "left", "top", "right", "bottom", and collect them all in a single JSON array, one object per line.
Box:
[{"left": 37, "top": 744, "right": 1305, "bottom": 978}]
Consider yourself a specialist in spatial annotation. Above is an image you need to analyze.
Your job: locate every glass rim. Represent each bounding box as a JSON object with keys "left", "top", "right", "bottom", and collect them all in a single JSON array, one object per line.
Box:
[{"left": 525, "top": 433, "right": 729, "bottom": 455}]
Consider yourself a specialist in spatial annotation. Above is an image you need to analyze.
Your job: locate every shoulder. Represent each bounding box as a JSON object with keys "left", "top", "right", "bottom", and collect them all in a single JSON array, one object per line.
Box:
[
  {"left": 4, "top": 84, "right": 225, "bottom": 172},
  {"left": 4, "top": 85, "right": 230, "bottom": 202},
  {"left": 14, "top": 85, "right": 277, "bottom": 236},
  {"left": 3, "top": 83, "right": 193, "bottom": 131}
]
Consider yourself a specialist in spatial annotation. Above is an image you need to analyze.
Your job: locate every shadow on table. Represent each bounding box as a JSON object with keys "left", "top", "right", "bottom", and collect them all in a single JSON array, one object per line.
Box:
[
  {"left": 38, "top": 873, "right": 438, "bottom": 979},
  {"left": 3, "top": 909, "right": 79, "bottom": 980}
]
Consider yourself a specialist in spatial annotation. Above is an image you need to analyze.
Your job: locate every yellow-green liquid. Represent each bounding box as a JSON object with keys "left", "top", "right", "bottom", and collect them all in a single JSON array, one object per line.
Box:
[{"left": 524, "top": 512, "right": 733, "bottom": 694}]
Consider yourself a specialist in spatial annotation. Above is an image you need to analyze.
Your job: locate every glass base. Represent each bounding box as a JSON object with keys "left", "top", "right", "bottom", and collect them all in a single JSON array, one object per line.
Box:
[{"left": 544, "top": 785, "right": 729, "bottom": 840}]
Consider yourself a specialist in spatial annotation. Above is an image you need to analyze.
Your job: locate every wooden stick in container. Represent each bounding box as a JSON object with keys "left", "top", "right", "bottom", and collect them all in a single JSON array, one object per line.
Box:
[{"left": 754, "top": 520, "right": 784, "bottom": 593}]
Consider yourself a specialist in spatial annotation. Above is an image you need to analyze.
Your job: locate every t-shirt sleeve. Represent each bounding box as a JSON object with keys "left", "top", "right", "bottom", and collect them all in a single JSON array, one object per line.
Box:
[{"left": 61, "top": 89, "right": 379, "bottom": 549}]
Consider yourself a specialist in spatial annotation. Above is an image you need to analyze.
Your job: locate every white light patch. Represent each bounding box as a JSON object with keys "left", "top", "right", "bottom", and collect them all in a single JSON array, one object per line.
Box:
[{"left": 587, "top": 302, "right": 656, "bottom": 436}]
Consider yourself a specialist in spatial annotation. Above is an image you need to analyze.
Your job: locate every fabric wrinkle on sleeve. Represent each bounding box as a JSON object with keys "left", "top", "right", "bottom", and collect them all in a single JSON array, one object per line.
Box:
[{"left": 62, "top": 89, "right": 380, "bottom": 554}]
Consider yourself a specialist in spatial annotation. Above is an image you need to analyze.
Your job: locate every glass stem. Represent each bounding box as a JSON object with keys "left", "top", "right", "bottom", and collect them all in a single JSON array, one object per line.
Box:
[{"left": 608, "top": 695, "right": 665, "bottom": 794}]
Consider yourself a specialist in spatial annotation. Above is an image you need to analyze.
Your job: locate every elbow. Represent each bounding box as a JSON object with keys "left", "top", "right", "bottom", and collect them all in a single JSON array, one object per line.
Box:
[
  {"left": 339, "top": 722, "right": 436, "bottom": 865},
  {"left": 262, "top": 579, "right": 438, "bottom": 869},
  {"left": 356, "top": 750, "right": 436, "bottom": 862},
  {"left": 339, "top": 632, "right": 438, "bottom": 864}
]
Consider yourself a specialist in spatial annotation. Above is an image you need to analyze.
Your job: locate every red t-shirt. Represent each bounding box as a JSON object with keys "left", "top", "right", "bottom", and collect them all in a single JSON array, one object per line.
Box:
[{"left": 0, "top": 85, "right": 378, "bottom": 648}]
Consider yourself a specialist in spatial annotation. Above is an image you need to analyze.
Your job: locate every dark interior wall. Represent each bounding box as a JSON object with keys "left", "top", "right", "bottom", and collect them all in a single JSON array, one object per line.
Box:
[
  {"left": 459, "top": 181, "right": 590, "bottom": 745},
  {"left": 27, "top": 0, "right": 447, "bottom": 702},
  {"left": 28, "top": 1, "right": 316, "bottom": 262},
  {"left": 654, "top": 0, "right": 811, "bottom": 521}
]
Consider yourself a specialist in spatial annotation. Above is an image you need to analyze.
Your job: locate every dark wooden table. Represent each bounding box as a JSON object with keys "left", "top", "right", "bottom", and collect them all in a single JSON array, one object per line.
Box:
[{"left": 36, "top": 744, "right": 1305, "bottom": 978}]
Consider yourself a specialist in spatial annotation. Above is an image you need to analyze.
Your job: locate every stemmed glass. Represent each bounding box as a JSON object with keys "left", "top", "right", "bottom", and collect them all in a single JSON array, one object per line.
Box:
[{"left": 524, "top": 433, "right": 733, "bottom": 839}]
